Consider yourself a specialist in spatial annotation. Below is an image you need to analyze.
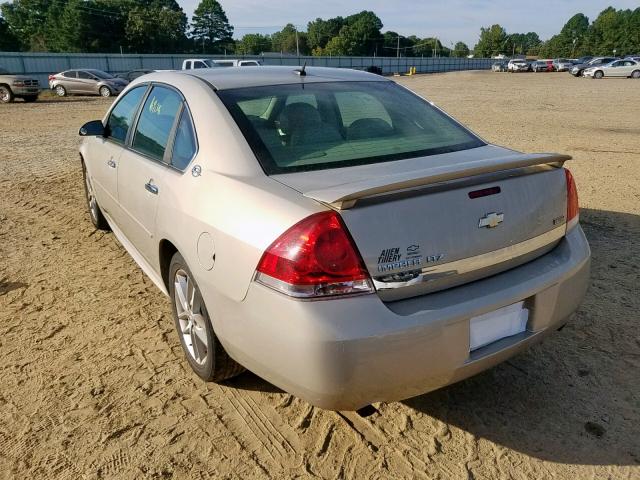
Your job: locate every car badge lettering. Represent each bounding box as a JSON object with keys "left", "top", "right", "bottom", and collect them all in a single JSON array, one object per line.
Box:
[
  {"left": 478, "top": 212, "right": 504, "bottom": 229},
  {"left": 377, "top": 245, "right": 445, "bottom": 273}
]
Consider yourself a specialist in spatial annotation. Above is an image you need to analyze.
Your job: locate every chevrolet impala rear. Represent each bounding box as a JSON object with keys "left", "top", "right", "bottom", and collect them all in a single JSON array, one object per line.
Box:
[{"left": 80, "top": 67, "right": 590, "bottom": 411}]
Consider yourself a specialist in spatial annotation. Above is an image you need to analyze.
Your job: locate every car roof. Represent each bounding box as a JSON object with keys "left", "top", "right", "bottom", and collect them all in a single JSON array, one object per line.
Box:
[{"left": 179, "top": 66, "right": 389, "bottom": 90}]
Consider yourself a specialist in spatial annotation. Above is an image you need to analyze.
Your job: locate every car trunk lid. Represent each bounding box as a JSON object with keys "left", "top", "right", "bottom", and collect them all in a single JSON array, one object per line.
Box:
[{"left": 272, "top": 145, "right": 570, "bottom": 301}]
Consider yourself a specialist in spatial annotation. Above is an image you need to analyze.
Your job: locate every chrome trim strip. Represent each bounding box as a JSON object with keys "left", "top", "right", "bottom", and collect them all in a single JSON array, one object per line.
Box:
[{"left": 373, "top": 224, "right": 566, "bottom": 291}]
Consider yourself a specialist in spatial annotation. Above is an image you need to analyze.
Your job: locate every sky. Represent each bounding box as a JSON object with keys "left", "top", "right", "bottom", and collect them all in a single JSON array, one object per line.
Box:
[{"left": 179, "top": 0, "right": 639, "bottom": 48}]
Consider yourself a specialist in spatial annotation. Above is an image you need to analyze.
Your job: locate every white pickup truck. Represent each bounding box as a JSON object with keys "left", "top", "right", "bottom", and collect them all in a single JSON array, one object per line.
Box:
[{"left": 182, "top": 59, "right": 261, "bottom": 70}]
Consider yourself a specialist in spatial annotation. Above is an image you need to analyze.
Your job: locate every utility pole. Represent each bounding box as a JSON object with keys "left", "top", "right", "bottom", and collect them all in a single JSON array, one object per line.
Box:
[
  {"left": 295, "top": 27, "right": 300, "bottom": 56},
  {"left": 397, "top": 35, "right": 400, "bottom": 58}
]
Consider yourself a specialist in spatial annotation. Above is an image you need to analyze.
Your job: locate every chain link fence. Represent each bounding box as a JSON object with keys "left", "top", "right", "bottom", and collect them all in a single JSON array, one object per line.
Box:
[{"left": 0, "top": 52, "right": 494, "bottom": 88}]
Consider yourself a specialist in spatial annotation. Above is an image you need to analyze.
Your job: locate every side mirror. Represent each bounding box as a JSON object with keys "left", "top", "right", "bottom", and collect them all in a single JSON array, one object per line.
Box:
[{"left": 79, "top": 120, "right": 105, "bottom": 137}]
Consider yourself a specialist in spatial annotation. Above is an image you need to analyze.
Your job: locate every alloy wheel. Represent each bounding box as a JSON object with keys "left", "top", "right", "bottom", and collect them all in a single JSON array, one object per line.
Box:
[
  {"left": 84, "top": 170, "right": 98, "bottom": 223},
  {"left": 55, "top": 86, "right": 66, "bottom": 96},
  {"left": 174, "top": 269, "right": 209, "bottom": 366}
]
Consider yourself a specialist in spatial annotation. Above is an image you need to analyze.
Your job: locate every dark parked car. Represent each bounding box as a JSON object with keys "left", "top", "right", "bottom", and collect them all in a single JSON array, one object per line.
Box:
[
  {"left": 570, "top": 57, "right": 617, "bottom": 77},
  {"left": 491, "top": 61, "right": 508, "bottom": 72},
  {"left": 533, "top": 60, "right": 554, "bottom": 72},
  {"left": 116, "top": 69, "right": 153, "bottom": 82}
]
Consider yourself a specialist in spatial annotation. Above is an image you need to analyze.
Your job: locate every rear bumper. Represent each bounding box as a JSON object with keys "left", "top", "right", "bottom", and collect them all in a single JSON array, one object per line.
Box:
[{"left": 213, "top": 225, "right": 590, "bottom": 410}]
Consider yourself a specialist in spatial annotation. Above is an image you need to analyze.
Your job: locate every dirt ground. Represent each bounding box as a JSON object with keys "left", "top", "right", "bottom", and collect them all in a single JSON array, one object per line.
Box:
[{"left": 0, "top": 71, "right": 638, "bottom": 479}]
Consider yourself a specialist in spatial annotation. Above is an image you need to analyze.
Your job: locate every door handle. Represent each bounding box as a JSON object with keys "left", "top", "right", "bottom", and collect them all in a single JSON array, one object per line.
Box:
[
  {"left": 107, "top": 158, "right": 116, "bottom": 168},
  {"left": 145, "top": 181, "right": 159, "bottom": 195}
]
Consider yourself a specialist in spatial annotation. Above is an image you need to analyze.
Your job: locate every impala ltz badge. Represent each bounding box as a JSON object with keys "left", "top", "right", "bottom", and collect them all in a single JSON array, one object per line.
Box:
[
  {"left": 377, "top": 245, "right": 445, "bottom": 273},
  {"left": 478, "top": 212, "right": 504, "bottom": 229}
]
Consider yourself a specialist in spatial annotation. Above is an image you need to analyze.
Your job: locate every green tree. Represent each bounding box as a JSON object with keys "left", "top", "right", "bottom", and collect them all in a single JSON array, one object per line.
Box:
[
  {"left": 235, "top": 33, "right": 271, "bottom": 55},
  {"left": 126, "top": 0, "right": 187, "bottom": 53},
  {"left": 271, "top": 24, "right": 308, "bottom": 55},
  {"left": 321, "top": 11, "right": 382, "bottom": 56},
  {"left": 0, "top": 0, "right": 51, "bottom": 50},
  {"left": 473, "top": 24, "right": 508, "bottom": 57},
  {"left": 191, "top": 0, "right": 233, "bottom": 54},
  {"left": 0, "top": 15, "right": 20, "bottom": 51},
  {"left": 307, "top": 16, "right": 344, "bottom": 51},
  {"left": 452, "top": 41, "right": 469, "bottom": 57}
]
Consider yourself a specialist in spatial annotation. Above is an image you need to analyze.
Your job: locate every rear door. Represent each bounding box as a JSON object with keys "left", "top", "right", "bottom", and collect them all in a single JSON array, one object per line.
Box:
[
  {"left": 89, "top": 85, "right": 148, "bottom": 220},
  {"left": 61, "top": 70, "right": 81, "bottom": 93},
  {"left": 77, "top": 70, "right": 98, "bottom": 94},
  {"left": 116, "top": 85, "right": 184, "bottom": 262}
]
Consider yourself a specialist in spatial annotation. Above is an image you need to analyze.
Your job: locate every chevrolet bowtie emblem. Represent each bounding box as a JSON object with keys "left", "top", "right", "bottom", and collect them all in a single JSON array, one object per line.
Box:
[{"left": 478, "top": 212, "right": 504, "bottom": 229}]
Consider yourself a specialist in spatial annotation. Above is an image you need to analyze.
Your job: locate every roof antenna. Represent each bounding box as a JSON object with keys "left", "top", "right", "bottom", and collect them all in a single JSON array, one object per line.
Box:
[{"left": 295, "top": 62, "right": 307, "bottom": 76}]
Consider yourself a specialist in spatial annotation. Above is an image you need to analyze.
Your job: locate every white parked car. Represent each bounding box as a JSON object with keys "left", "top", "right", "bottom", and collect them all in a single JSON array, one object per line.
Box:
[
  {"left": 583, "top": 59, "right": 640, "bottom": 79},
  {"left": 77, "top": 67, "right": 590, "bottom": 410},
  {"left": 182, "top": 58, "right": 261, "bottom": 70},
  {"left": 507, "top": 59, "right": 529, "bottom": 72}
]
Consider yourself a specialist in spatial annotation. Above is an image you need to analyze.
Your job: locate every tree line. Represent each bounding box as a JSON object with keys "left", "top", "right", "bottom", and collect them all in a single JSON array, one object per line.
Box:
[
  {"left": 1, "top": 1, "right": 638, "bottom": 58},
  {"left": 475, "top": 8, "right": 640, "bottom": 58}
]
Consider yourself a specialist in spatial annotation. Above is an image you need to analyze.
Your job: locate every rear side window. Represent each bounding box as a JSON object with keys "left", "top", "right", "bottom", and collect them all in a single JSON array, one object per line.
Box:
[
  {"left": 171, "top": 109, "right": 197, "bottom": 169},
  {"left": 132, "top": 86, "right": 182, "bottom": 161},
  {"left": 106, "top": 86, "right": 147, "bottom": 144},
  {"left": 62, "top": 71, "right": 76, "bottom": 78}
]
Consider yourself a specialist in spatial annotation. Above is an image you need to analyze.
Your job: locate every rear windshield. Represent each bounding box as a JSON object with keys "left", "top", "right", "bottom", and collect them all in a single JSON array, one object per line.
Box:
[{"left": 218, "top": 81, "right": 484, "bottom": 174}]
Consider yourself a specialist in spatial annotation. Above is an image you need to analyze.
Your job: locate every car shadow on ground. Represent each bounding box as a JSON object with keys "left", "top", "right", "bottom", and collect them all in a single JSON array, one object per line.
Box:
[
  {"left": 227, "top": 208, "right": 639, "bottom": 466},
  {"left": 403, "top": 208, "right": 640, "bottom": 466},
  {"left": 0, "top": 278, "right": 28, "bottom": 296}
]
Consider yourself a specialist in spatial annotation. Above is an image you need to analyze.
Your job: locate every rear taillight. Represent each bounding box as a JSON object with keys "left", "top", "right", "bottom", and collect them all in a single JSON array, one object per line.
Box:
[
  {"left": 48, "top": 75, "right": 55, "bottom": 81},
  {"left": 255, "top": 211, "right": 374, "bottom": 298},
  {"left": 565, "top": 168, "right": 579, "bottom": 230}
]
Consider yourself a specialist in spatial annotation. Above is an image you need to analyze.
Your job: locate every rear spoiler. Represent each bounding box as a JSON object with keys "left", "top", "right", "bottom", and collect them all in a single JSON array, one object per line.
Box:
[{"left": 304, "top": 153, "right": 571, "bottom": 209}]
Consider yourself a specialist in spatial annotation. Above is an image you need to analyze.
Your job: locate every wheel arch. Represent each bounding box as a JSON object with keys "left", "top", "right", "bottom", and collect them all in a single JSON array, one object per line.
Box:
[{"left": 159, "top": 238, "right": 178, "bottom": 292}]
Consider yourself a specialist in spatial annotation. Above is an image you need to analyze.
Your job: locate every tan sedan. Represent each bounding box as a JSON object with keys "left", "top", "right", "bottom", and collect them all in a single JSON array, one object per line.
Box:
[
  {"left": 49, "top": 69, "right": 129, "bottom": 97},
  {"left": 77, "top": 67, "right": 590, "bottom": 410}
]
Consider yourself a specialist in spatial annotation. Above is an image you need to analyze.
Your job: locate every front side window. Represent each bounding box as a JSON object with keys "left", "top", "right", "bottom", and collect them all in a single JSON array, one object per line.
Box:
[
  {"left": 78, "top": 71, "right": 94, "bottom": 80},
  {"left": 219, "top": 81, "right": 484, "bottom": 174},
  {"left": 132, "top": 86, "right": 182, "bottom": 161},
  {"left": 106, "top": 86, "right": 147, "bottom": 143},
  {"left": 171, "top": 109, "right": 197, "bottom": 170},
  {"left": 194, "top": 61, "right": 207, "bottom": 69}
]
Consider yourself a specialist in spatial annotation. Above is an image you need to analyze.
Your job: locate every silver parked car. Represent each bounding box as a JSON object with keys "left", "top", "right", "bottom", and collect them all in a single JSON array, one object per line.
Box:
[
  {"left": 78, "top": 67, "right": 590, "bottom": 410},
  {"left": 583, "top": 59, "right": 640, "bottom": 79},
  {"left": 49, "top": 69, "right": 128, "bottom": 97}
]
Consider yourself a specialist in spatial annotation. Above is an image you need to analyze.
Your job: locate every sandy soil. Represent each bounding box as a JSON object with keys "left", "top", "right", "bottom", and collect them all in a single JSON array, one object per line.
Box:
[{"left": 0, "top": 72, "right": 638, "bottom": 479}]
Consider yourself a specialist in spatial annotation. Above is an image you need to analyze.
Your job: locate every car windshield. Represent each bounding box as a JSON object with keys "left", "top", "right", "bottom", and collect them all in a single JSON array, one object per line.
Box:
[
  {"left": 218, "top": 81, "right": 485, "bottom": 174},
  {"left": 90, "top": 70, "right": 114, "bottom": 79}
]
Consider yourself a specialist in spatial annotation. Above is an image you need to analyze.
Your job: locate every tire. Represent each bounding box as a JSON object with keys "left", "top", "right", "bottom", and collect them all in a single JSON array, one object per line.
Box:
[
  {"left": 99, "top": 86, "right": 112, "bottom": 97},
  {"left": 55, "top": 85, "right": 66, "bottom": 97},
  {"left": 594, "top": 70, "right": 604, "bottom": 79},
  {"left": 22, "top": 95, "right": 38, "bottom": 103},
  {"left": 82, "top": 161, "right": 110, "bottom": 231},
  {"left": 0, "top": 85, "right": 14, "bottom": 103},
  {"left": 631, "top": 70, "right": 640, "bottom": 79},
  {"left": 169, "top": 252, "right": 244, "bottom": 382}
]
